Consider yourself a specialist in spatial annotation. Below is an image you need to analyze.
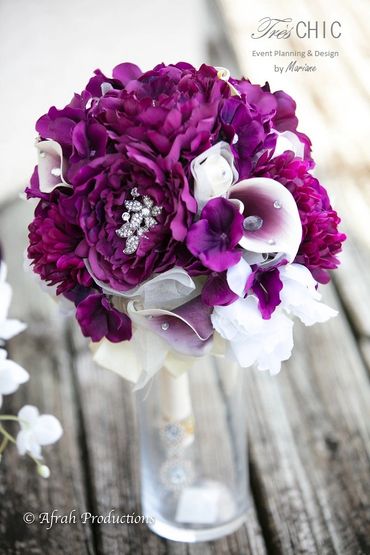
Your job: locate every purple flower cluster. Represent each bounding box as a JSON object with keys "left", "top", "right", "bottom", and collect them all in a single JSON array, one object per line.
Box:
[
  {"left": 255, "top": 151, "right": 346, "bottom": 284},
  {"left": 27, "top": 62, "right": 345, "bottom": 343}
]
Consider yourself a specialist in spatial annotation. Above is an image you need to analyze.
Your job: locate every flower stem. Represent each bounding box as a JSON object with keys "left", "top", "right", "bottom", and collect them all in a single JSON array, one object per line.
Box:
[
  {"left": 0, "top": 424, "right": 16, "bottom": 444},
  {"left": 0, "top": 415, "right": 22, "bottom": 422},
  {"left": 0, "top": 423, "right": 43, "bottom": 472},
  {"left": 0, "top": 434, "right": 9, "bottom": 455}
]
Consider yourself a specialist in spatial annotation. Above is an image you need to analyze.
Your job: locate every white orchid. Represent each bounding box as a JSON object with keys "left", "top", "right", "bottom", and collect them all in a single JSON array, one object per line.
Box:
[
  {"left": 0, "top": 260, "right": 62, "bottom": 478},
  {"left": 0, "top": 349, "right": 29, "bottom": 408},
  {"left": 0, "top": 263, "right": 26, "bottom": 340},
  {"left": 211, "top": 296, "right": 294, "bottom": 375},
  {"left": 16, "top": 405, "right": 63, "bottom": 459},
  {"left": 279, "top": 264, "right": 338, "bottom": 325}
]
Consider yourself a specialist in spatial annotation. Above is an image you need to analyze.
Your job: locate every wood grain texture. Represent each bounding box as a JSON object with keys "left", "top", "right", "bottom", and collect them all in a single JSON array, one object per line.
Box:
[{"left": 245, "top": 287, "right": 370, "bottom": 554}]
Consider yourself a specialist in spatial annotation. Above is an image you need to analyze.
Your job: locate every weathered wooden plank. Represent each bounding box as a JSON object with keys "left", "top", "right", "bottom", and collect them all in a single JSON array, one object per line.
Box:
[
  {"left": 0, "top": 199, "right": 95, "bottom": 555},
  {"left": 325, "top": 178, "right": 370, "bottom": 339},
  {"left": 244, "top": 286, "right": 370, "bottom": 554}
]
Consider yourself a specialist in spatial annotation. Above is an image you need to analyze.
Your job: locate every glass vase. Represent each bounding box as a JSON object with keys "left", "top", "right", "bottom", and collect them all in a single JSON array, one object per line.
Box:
[{"left": 136, "top": 355, "right": 249, "bottom": 542}]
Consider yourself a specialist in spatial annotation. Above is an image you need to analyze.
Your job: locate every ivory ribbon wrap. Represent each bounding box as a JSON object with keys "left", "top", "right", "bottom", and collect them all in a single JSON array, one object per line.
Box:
[{"left": 160, "top": 369, "right": 193, "bottom": 422}]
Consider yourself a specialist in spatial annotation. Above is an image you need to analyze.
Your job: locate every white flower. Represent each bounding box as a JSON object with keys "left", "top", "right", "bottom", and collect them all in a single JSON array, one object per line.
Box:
[
  {"left": 0, "top": 348, "right": 29, "bottom": 407},
  {"left": 16, "top": 405, "right": 63, "bottom": 459},
  {"left": 190, "top": 142, "right": 238, "bottom": 211},
  {"left": 211, "top": 296, "right": 294, "bottom": 375},
  {"left": 279, "top": 264, "right": 338, "bottom": 325},
  {"left": 35, "top": 140, "right": 71, "bottom": 194},
  {"left": 273, "top": 130, "right": 305, "bottom": 159},
  {"left": 226, "top": 257, "right": 252, "bottom": 297},
  {"left": 0, "top": 262, "right": 26, "bottom": 340}
]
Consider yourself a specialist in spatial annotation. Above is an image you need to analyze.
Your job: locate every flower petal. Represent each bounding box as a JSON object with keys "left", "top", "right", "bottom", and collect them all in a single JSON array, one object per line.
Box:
[
  {"left": 279, "top": 264, "right": 338, "bottom": 326},
  {"left": 0, "top": 360, "right": 29, "bottom": 395},
  {"left": 228, "top": 177, "right": 302, "bottom": 261},
  {"left": 36, "top": 140, "right": 71, "bottom": 193},
  {"left": 252, "top": 268, "right": 283, "bottom": 319},
  {"left": 16, "top": 429, "right": 31, "bottom": 456},
  {"left": 226, "top": 257, "right": 252, "bottom": 297},
  {"left": 84, "top": 262, "right": 197, "bottom": 310},
  {"left": 0, "top": 319, "right": 26, "bottom": 341},
  {"left": 190, "top": 142, "right": 238, "bottom": 210},
  {"left": 91, "top": 338, "right": 142, "bottom": 383},
  {"left": 211, "top": 295, "right": 294, "bottom": 374},
  {"left": 202, "top": 273, "right": 238, "bottom": 306},
  {"left": 273, "top": 130, "right": 305, "bottom": 159},
  {"left": 33, "top": 415, "right": 63, "bottom": 446},
  {"left": 18, "top": 405, "right": 40, "bottom": 428},
  {"left": 128, "top": 296, "right": 213, "bottom": 356}
]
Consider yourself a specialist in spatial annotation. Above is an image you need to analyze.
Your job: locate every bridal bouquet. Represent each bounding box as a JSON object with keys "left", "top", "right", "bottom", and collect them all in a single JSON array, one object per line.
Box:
[{"left": 26, "top": 62, "right": 345, "bottom": 386}]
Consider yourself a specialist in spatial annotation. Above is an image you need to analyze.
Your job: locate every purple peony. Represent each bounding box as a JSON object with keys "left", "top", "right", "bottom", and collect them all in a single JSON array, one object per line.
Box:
[
  {"left": 28, "top": 191, "right": 92, "bottom": 295},
  {"left": 61, "top": 152, "right": 197, "bottom": 291}
]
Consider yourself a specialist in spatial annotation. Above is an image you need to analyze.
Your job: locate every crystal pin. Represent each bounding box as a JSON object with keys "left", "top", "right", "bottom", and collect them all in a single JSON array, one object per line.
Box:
[{"left": 116, "top": 188, "right": 162, "bottom": 255}]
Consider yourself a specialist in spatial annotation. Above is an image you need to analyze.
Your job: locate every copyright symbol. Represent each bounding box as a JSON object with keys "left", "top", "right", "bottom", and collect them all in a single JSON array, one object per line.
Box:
[{"left": 23, "top": 512, "right": 35, "bottom": 524}]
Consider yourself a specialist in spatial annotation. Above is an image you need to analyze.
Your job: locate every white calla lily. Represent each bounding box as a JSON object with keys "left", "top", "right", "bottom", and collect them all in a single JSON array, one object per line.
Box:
[
  {"left": 228, "top": 177, "right": 302, "bottom": 262},
  {"left": 92, "top": 295, "right": 213, "bottom": 388},
  {"left": 279, "top": 264, "right": 338, "bottom": 325},
  {"left": 190, "top": 142, "right": 238, "bottom": 211},
  {"left": 36, "top": 140, "right": 71, "bottom": 193}
]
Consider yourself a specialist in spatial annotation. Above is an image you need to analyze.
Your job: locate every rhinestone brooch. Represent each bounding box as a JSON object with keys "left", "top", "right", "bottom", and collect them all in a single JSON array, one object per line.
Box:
[{"left": 116, "top": 188, "right": 162, "bottom": 255}]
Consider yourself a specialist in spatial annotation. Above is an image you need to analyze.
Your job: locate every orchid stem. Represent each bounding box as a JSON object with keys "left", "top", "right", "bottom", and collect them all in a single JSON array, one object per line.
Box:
[
  {"left": 0, "top": 434, "right": 9, "bottom": 455},
  {"left": 0, "top": 415, "right": 22, "bottom": 422},
  {"left": 0, "top": 423, "right": 42, "bottom": 469},
  {"left": 0, "top": 424, "right": 16, "bottom": 444}
]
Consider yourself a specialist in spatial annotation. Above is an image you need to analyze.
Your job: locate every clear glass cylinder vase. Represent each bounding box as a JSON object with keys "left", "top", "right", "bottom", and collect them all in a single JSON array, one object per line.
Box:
[{"left": 136, "top": 355, "right": 249, "bottom": 542}]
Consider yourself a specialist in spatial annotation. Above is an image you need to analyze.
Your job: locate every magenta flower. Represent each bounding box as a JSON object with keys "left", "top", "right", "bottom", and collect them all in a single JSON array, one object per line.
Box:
[
  {"left": 201, "top": 272, "right": 239, "bottom": 306},
  {"left": 255, "top": 151, "right": 346, "bottom": 283},
  {"left": 76, "top": 293, "right": 132, "bottom": 343},
  {"left": 186, "top": 197, "right": 243, "bottom": 272},
  {"left": 28, "top": 192, "right": 92, "bottom": 295},
  {"left": 251, "top": 267, "right": 284, "bottom": 319}
]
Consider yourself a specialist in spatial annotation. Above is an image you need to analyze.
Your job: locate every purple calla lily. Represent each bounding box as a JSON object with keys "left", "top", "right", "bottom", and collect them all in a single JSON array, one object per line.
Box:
[
  {"left": 186, "top": 197, "right": 244, "bottom": 272},
  {"left": 35, "top": 140, "right": 71, "bottom": 193},
  {"left": 228, "top": 177, "right": 302, "bottom": 262},
  {"left": 128, "top": 296, "right": 213, "bottom": 356}
]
